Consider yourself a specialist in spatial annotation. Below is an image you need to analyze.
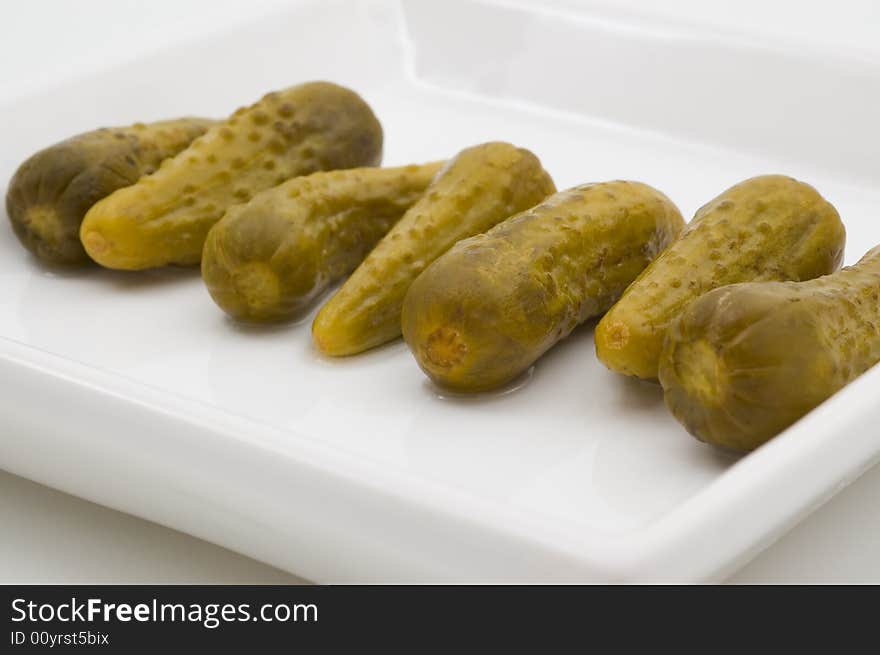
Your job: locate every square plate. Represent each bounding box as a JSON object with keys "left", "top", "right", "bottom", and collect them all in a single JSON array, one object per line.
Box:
[{"left": 1, "top": 0, "right": 879, "bottom": 581}]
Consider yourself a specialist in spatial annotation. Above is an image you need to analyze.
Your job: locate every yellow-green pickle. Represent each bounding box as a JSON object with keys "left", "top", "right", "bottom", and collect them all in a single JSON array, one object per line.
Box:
[
  {"left": 595, "top": 175, "right": 846, "bottom": 380},
  {"left": 660, "top": 245, "right": 880, "bottom": 451},
  {"left": 202, "top": 162, "right": 444, "bottom": 322},
  {"left": 80, "top": 81, "right": 383, "bottom": 270},
  {"left": 5, "top": 118, "right": 213, "bottom": 265},
  {"left": 402, "top": 181, "right": 685, "bottom": 392},
  {"left": 312, "top": 141, "right": 556, "bottom": 356}
]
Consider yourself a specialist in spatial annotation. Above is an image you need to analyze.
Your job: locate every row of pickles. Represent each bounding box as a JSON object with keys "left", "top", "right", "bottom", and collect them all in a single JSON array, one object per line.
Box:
[{"left": 7, "top": 81, "right": 880, "bottom": 453}]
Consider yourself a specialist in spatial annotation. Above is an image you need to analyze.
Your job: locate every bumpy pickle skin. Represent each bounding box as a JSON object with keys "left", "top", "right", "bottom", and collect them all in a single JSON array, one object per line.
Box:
[
  {"left": 201, "top": 161, "right": 444, "bottom": 322},
  {"left": 5, "top": 118, "right": 213, "bottom": 266},
  {"left": 659, "top": 246, "right": 880, "bottom": 452},
  {"left": 80, "top": 81, "right": 383, "bottom": 270},
  {"left": 594, "top": 175, "right": 846, "bottom": 380},
  {"left": 401, "top": 181, "right": 685, "bottom": 392},
  {"left": 311, "top": 142, "right": 556, "bottom": 356}
]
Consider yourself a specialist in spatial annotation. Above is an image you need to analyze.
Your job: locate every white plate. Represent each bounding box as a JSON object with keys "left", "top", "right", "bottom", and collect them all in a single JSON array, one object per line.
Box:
[{"left": 1, "top": 0, "right": 879, "bottom": 582}]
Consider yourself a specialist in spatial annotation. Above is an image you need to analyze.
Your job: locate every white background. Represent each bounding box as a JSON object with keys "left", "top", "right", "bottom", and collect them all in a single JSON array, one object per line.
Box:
[{"left": 1, "top": 0, "right": 879, "bottom": 583}]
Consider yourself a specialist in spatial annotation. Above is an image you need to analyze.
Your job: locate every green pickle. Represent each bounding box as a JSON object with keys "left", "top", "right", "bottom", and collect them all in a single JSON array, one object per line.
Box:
[
  {"left": 595, "top": 175, "right": 846, "bottom": 380},
  {"left": 660, "top": 245, "right": 880, "bottom": 451},
  {"left": 5, "top": 118, "right": 213, "bottom": 265},
  {"left": 402, "top": 181, "right": 685, "bottom": 392},
  {"left": 202, "top": 162, "right": 444, "bottom": 322},
  {"left": 312, "top": 141, "right": 556, "bottom": 356},
  {"left": 81, "top": 81, "right": 383, "bottom": 270}
]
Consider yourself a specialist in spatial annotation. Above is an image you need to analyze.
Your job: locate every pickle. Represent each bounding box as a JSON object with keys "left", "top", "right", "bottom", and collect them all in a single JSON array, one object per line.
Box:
[
  {"left": 312, "top": 141, "right": 556, "bottom": 356},
  {"left": 5, "top": 118, "right": 213, "bottom": 265},
  {"left": 402, "top": 181, "right": 684, "bottom": 392},
  {"left": 659, "top": 245, "right": 880, "bottom": 451},
  {"left": 595, "top": 175, "right": 846, "bottom": 380},
  {"left": 202, "top": 162, "right": 444, "bottom": 322},
  {"left": 80, "top": 81, "right": 383, "bottom": 270}
]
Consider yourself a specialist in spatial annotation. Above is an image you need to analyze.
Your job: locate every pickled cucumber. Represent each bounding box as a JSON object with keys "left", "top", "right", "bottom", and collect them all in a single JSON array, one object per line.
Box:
[
  {"left": 595, "top": 175, "right": 846, "bottom": 380},
  {"left": 5, "top": 118, "right": 213, "bottom": 265},
  {"left": 80, "top": 81, "right": 383, "bottom": 270},
  {"left": 402, "top": 181, "right": 685, "bottom": 392},
  {"left": 312, "top": 142, "right": 556, "bottom": 356},
  {"left": 202, "top": 161, "right": 444, "bottom": 322},
  {"left": 659, "top": 245, "right": 880, "bottom": 451}
]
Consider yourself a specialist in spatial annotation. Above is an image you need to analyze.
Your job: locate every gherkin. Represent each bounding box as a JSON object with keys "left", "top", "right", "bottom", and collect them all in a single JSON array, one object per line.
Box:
[
  {"left": 81, "top": 81, "right": 383, "bottom": 270},
  {"left": 660, "top": 245, "right": 880, "bottom": 451},
  {"left": 202, "top": 162, "right": 443, "bottom": 322},
  {"left": 402, "top": 181, "right": 684, "bottom": 392},
  {"left": 312, "top": 141, "right": 556, "bottom": 356},
  {"left": 6, "top": 118, "right": 213, "bottom": 265},
  {"left": 595, "top": 175, "right": 846, "bottom": 380}
]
